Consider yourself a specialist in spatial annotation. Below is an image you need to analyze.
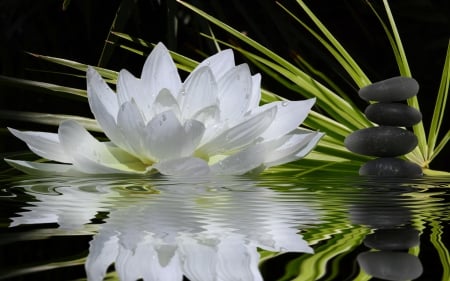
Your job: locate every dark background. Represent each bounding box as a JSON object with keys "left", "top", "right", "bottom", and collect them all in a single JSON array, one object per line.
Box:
[{"left": 0, "top": 0, "right": 448, "bottom": 171}]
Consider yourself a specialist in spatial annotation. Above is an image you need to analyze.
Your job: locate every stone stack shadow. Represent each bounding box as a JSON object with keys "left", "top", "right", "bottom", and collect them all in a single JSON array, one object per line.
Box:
[{"left": 345, "top": 76, "right": 423, "bottom": 177}]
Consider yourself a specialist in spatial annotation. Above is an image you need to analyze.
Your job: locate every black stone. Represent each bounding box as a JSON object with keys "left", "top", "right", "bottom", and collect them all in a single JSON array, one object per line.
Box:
[
  {"left": 364, "top": 228, "right": 420, "bottom": 250},
  {"left": 359, "top": 157, "right": 422, "bottom": 177},
  {"left": 344, "top": 127, "right": 418, "bottom": 157},
  {"left": 364, "top": 103, "right": 422, "bottom": 126},
  {"left": 359, "top": 76, "right": 419, "bottom": 102},
  {"left": 357, "top": 251, "right": 423, "bottom": 281}
]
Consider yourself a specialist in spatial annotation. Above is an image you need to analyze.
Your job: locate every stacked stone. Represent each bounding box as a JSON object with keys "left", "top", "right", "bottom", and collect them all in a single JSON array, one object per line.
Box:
[{"left": 344, "top": 76, "right": 423, "bottom": 177}]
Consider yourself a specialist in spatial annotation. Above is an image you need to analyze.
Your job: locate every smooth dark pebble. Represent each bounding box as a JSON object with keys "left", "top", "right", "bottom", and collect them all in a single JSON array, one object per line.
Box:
[
  {"left": 359, "top": 157, "right": 423, "bottom": 177},
  {"left": 357, "top": 251, "right": 423, "bottom": 281},
  {"left": 364, "top": 228, "right": 420, "bottom": 250},
  {"left": 364, "top": 103, "right": 422, "bottom": 126},
  {"left": 344, "top": 127, "right": 418, "bottom": 157},
  {"left": 359, "top": 76, "right": 419, "bottom": 102}
]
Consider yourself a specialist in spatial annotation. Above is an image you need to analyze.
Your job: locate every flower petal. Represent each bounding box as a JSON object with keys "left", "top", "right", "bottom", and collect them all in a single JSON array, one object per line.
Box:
[
  {"left": 264, "top": 130, "right": 324, "bottom": 167},
  {"left": 249, "top": 74, "right": 262, "bottom": 110},
  {"left": 58, "top": 120, "right": 144, "bottom": 174},
  {"left": 116, "top": 100, "right": 149, "bottom": 161},
  {"left": 87, "top": 67, "right": 128, "bottom": 149},
  {"left": 178, "top": 236, "right": 218, "bottom": 281},
  {"left": 179, "top": 66, "right": 218, "bottom": 119},
  {"left": 145, "top": 111, "right": 205, "bottom": 161},
  {"left": 153, "top": 157, "right": 210, "bottom": 176},
  {"left": 259, "top": 98, "right": 316, "bottom": 140},
  {"left": 8, "top": 128, "right": 71, "bottom": 163},
  {"left": 4, "top": 159, "right": 78, "bottom": 175},
  {"left": 86, "top": 234, "right": 119, "bottom": 281},
  {"left": 217, "top": 237, "right": 263, "bottom": 281},
  {"left": 199, "top": 105, "right": 277, "bottom": 155},
  {"left": 217, "top": 64, "right": 253, "bottom": 123},
  {"left": 210, "top": 145, "right": 266, "bottom": 175},
  {"left": 116, "top": 69, "right": 148, "bottom": 110},
  {"left": 152, "top": 88, "right": 181, "bottom": 118},
  {"left": 87, "top": 66, "right": 119, "bottom": 119},
  {"left": 194, "top": 49, "right": 235, "bottom": 79},
  {"left": 116, "top": 240, "right": 182, "bottom": 281},
  {"left": 141, "top": 42, "right": 182, "bottom": 100}
]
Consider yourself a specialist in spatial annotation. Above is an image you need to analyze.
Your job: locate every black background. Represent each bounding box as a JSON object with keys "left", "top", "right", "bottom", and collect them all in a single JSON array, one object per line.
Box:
[{"left": 0, "top": 0, "right": 448, "bottom": 171}]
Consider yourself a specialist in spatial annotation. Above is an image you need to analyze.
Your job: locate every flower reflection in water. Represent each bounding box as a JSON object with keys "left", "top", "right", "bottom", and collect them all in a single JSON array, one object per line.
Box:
[{"left": 8, "top": 176, "right": 319, "bottom": 281}]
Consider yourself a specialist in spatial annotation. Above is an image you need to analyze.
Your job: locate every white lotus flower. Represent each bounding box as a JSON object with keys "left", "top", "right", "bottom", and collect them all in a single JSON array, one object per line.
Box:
[{"left": 6, "top": 42, "right": 323, "bottom": 176}]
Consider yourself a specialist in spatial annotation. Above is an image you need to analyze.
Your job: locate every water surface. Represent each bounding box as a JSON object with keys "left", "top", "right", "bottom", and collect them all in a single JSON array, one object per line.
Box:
[{"left": 0, "top": 172, "right": 449, "bottom": 280}]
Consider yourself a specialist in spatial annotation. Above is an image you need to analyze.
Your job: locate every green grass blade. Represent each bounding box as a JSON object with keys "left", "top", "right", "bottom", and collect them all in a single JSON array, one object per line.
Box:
[
  {"left": 98, "top": 0, "right": 139, "bottom": 67},
  {"left": 427, "top": 40, "right": 450, "bottom": 161},
  {"left": 380, "top": 0, "right": 427, "bottom": 164},
  {"left": 176, "top": 1, "right": 312, "bottom": 78},
  {"left": 111, "top": 32, "right": 199, "bottom": 71},
  {"left": 27, "top": 53, "right": 118, "bottom": 80},
  {"left": 0, "top": 75, "right": 87, "bottom": 100},
  {"left": 291, "top": 1, "right": 371, "bottom": 88},
  {"left": 0, "top": 110, "right": 101, "bottom": 132},
  {"left": 429, "top": 130, "right": 450, "bottom": 163}
]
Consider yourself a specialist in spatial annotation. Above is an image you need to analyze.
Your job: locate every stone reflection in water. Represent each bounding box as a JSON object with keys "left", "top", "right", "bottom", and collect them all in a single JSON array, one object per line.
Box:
[
  {"left": 7, "top": 176, "right": 318, "bottom": 281},
  {"left": 350, "top": 181, "right": 423, "bottom": 281}
]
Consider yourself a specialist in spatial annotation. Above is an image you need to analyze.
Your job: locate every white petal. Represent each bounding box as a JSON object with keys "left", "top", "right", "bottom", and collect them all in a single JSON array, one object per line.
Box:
[
  {"left": 116, "top": 100, "right": 149, "bottom": 160},
  {"left": 264, "top": 130, "right": 324, "bottom": 167},
  {"left": 152, "top": 88, "right": 181, "bottom": 118},
  {"left": 4, "top": 159, "right": 78, "bottom": 175},
  {"left": 191, "top": 105, "right": 220, "bottom": 128},
  {"left": 116, "top": 244, "right": 149, "bottom": 281},
  {"left": 178, "top": 236, "right": 218, "bottom": 281},
  {"left": 249, "top": 74, "right": 262, "bottom": 110},
  {"left": 141, "top": 42, "right": 182, "bottom": 100},
  {"left": 58, "top": 120, "right": 144, "bottom": 174},
  {"left": 199, "top": 105, "right": 277, "bottom": 155},
  {"left": 87, "top": 66, "right": 119, "bottom": 119},
  {"left": 116, "top": 69, "right": 148, "bottom": 110},
  {"left": 87, "top": 67, "right": 128, "bottom": 149},
  {"left": 86, "top": 234, "right": 119, "bottom": 281},
  {"left": 259, "top": 98, "right": 316, "bottom": 140},
  {"left": 153, "top": 157, "right": 210, "bottom": 176},
  {"left": 180, "top": 66, "right": 218, "bottom": 119},
  {"left": 210, "top": 145, "right": 266, "bottom": 175},
  {"left": 145, "top": 111, "right": 205, "bottom": 161},
  {"left": 217, "top": 238, "right": 263, "bottom": 281},
  {"left": 217, "top": 64, "right": 253, "bottom": 122},
  {"left": 8, "top": 128, "right": 71, "bottom": 163},
  {"left": 118, "top": 241, "right": 182, "bottom": 281},
  {"left": 194, "top": 49, "right": 235, "bottom": 79}
]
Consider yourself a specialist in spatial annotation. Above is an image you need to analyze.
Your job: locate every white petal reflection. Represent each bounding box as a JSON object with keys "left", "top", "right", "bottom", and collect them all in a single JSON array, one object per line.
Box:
[{"left": 8, "top": 176, "right": 319, "bottom": 281}]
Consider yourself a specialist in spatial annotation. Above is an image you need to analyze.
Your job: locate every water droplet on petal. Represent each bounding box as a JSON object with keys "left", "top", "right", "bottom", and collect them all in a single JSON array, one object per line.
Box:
[{"left": 281, "top": 101, "right": 289, "bottom": 107}]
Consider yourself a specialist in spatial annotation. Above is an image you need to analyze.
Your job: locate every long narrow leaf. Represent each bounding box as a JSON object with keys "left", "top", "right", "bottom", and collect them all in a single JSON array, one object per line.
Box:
[
  {"left": 27, "top": 53, "right": 118, "bottom": 80},
  {"left": 427, "top": 40, "right": 450, "bottom": 161},
  {"left": 0, "top": 75, "right": 86, "bottom": 100},
  {"left": 0, "top": 110, "right": 101, "bottom": 132},
  {"left": 380, "top": 0, "right": 427, "bottom": 164},
  {"left": 291, "top": 1, "right": 371, "bottom": 88}
]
